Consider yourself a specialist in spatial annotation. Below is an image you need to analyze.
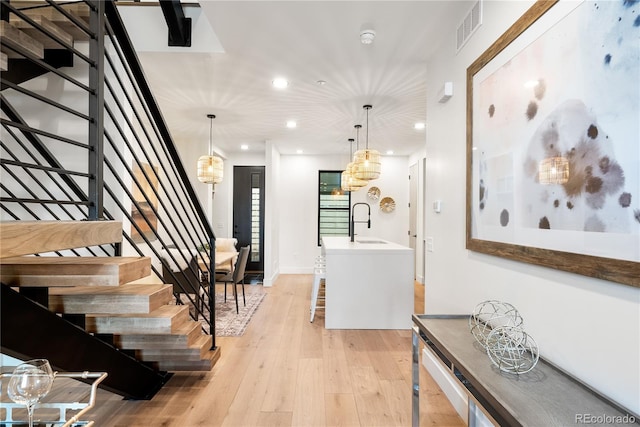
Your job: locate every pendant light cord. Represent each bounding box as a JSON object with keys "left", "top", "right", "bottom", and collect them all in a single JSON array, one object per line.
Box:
[
  {"left": 209, "top": 116, "right": 213, "bottom": 156},
  {"left": 207, "top": 113, "right": 216, "bottom": 156},
  {"left": 363, "top": 105, "right": 372, "bottom": 150},
  {"left": 366, "top": 108, "right": 369, "bottom": 150}
]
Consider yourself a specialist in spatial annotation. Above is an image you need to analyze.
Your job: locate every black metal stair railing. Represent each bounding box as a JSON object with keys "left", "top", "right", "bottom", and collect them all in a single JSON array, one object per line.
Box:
[{"left": 0, "top": 0, "right": 219, "bottom": 395}]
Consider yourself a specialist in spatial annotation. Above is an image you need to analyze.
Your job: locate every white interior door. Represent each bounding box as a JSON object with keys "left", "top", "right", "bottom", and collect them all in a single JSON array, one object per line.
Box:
[{"left": 409, "top": 163, "right": 418, "bottom": 279}]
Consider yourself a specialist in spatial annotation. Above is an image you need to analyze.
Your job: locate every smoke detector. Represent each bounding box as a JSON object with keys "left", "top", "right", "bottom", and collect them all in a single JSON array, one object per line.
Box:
[{"left": 360, "top": 29, "right": 376, "bottom": 45}]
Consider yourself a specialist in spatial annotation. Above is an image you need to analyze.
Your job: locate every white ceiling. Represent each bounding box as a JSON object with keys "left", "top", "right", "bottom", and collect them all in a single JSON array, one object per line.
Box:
[{"left": 119, "top": 1, "right": 472, "bottom": 158}]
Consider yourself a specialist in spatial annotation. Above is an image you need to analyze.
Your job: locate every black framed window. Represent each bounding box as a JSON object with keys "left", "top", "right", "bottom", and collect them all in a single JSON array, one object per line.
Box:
[{"left": 318, "top": 170, "right": 351, "bottom": 246}]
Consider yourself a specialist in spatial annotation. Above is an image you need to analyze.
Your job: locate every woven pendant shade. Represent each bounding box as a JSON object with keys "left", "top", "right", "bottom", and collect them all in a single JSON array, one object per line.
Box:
[
  {"left": 341, "top": 162, "right": 366, "bottom": 191},
  {"left": 197, "top": 155, "right": 224, "bottom": 184},
  {"left": 538, "top": 156, "right": 569, "bottom": 185},
  {"left": 341, "top": 137, "right": 366, "bottom": 191},
  {"left": 353, "top": 149, "right": 381, "bottom": 180},
  {"left": 352, "top": 105, "right": 381, "bottom": 181},
  {"left": 197, "top": 114, "right": 224, "bottom": 185}
]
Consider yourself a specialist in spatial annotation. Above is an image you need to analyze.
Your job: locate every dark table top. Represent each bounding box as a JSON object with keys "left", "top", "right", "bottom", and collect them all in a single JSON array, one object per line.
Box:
[{"left": 413, "top": 315, "right": 638, "bottom": 427}]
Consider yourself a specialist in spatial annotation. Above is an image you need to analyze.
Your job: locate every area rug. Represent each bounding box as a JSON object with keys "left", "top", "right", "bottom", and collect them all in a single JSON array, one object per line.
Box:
[{"left": 199, "top": 285, "right": 266, "bottom": 337}]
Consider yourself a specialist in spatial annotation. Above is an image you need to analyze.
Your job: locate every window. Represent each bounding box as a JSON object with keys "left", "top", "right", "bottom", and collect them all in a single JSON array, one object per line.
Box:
[{"left": 318, "top": 171, "right": 351, "bottom": 246}]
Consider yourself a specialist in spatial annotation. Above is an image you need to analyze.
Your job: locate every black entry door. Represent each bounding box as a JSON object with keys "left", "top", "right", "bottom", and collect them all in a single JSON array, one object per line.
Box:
[{"left": 232, "top": 166, "right": 265, "bottom": 272}]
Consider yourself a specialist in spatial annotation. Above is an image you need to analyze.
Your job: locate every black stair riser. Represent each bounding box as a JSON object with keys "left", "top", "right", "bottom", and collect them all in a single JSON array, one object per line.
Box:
[{"left": 1, "top": 284, "right": 171, "bottom": 400}]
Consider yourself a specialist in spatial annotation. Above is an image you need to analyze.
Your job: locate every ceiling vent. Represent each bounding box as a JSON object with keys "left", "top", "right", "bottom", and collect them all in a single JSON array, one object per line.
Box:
[{"left": 456, "top": 0, "right": 483, "bottom": 52}]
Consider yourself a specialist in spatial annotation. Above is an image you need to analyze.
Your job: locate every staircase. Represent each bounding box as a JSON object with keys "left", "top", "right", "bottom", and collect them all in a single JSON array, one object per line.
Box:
[
  {"left": 1, "top": 0, "right": 222, "bottom": 396},
  {"left": 0, "top": 221, "right": 221, "bottom": 397}
]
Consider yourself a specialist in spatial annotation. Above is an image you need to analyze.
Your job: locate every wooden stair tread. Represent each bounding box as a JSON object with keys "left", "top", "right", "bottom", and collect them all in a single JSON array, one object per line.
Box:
[
  {"left": 9, "top": 1, "right": 90, "bottom": 40},
  {"left": 114, "top": 321, "right": 201, "bottom": 350},
  {"left": 48, "top": 283, "right": 172, "bottom": 296},
  {"left": 0, "top": 220, "right": 122, "bottom": 258},
  {"left": 138, "top": 335, "right": 212, "bottom": 362},
  {"left": 156, "top": 347, "right": 221, "bottom": 372},
  {"left": 0, "top": 256, "right": 151, "bottom": 287},
  {"left": 49, "top": 284, "right": 173, "bottom": 314},
  {"left": 11, "top": 15, "right": 73, "bottom": 48},
  {"left": 86, "top": 304, "right": 187, "bottom": 320},
  {"left": 85, "top": 305, "right": 190, "bottom": 334},
  {"left": 0, "top": 20, "right": 44, "bottom": 58}
]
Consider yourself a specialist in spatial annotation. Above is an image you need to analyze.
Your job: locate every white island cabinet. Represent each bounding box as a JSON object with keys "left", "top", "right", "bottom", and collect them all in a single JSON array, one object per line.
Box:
[{"left": 321, "top": 236, "right": 414, "bottom": 329}]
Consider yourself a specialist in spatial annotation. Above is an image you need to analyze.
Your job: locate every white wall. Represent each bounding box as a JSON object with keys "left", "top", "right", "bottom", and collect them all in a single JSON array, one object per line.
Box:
[
  {"left": 424, "top": 0, "right": 639, "bottom": 414},
  {"left": 279, "top": 154, "right": 410, "bottom": 274},
  {"left": 264, "top": 142, "right": 281, "bottom": 287}
]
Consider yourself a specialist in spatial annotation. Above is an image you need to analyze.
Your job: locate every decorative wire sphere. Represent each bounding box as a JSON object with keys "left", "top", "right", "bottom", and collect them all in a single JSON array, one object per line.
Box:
[
  {"left": 469, "top": 300, "right": 524, "bottom": 349},
  {"left": 485, "top": 326, "right": 539, "bottom": 374}
]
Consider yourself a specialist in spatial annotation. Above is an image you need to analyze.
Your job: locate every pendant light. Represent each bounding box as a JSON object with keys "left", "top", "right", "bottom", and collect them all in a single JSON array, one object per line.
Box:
[
  {"left": 353, "top": 105, "right": 381, "bottom": 180},
  {"left": 342, "top": 137, "right": 366, "bottom": 192},
  {"left": 197, "top": 114, "right": 224, "bottom": 184},
  {"left": 538, "top": 156, "right": 569, "bottom": 185}
]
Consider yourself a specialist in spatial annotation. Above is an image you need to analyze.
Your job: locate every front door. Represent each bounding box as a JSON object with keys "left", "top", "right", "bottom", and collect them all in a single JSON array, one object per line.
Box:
[{"left": 232, "top": 166, "right": 265, "bottom": 272}]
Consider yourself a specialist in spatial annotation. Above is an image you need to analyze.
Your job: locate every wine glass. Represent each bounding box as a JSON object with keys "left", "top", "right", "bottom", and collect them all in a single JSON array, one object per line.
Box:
[{"left": 7, "top": 359, "right": 55, "bottom": 427}]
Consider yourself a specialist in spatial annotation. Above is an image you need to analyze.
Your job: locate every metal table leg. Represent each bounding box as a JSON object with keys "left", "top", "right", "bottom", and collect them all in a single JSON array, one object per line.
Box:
[{"left": 412, "top": 325, "right": 420, "bottom": 427}]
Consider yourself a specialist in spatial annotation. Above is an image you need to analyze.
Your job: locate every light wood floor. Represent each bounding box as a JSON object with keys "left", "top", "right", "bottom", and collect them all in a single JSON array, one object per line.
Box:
[{"left": 88, "top": 275, "right": 464, "bottom": 426}]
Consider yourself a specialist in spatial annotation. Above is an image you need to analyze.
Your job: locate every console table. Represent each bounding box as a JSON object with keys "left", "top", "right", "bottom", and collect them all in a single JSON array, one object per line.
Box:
[{"left": 412, "top": 315, "right": 638, "bottom": 426}]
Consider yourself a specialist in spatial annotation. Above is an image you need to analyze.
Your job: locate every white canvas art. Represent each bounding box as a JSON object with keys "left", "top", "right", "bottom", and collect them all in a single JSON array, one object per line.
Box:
[{"left": 471, "top": 0, "right": 639, "bottom": 264}]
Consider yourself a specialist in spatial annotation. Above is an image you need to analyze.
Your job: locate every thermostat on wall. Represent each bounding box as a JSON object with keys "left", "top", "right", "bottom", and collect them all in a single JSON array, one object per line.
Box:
[{"left": 437, "top": 82, "right": 453, "bottom": 103}]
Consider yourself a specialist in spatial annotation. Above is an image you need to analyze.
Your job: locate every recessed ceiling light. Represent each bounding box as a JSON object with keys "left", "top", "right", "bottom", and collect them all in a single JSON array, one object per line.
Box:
[
  {"left": 386, "top": 150, "right": 394, "bottom": 155},
  {"left": 286, "top": 120, "right": 297, "bottom": 128},
  {"left": 272, "top": 78, "right": 289, "bottom": 89},
  {"left": 414, "top": 122, "right": 426, "bottom": 130},
  {"left": 316, "top": 80, "right": 327, "bottom": 86},
  {"left": 296, "top": 149, "right": 303, "bottom": 154},
  {"left": 240, "top": 144, "right": 249, "bottom": 151}
]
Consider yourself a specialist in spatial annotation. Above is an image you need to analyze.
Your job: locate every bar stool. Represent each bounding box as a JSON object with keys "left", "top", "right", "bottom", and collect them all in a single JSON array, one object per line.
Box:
[{"left": 310, "top": 257, "right": 326, "bottom": 322}]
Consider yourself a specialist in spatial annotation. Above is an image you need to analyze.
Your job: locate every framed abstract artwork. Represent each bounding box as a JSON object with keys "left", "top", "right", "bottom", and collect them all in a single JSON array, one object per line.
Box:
[
  {"left": 131, "top": 162, "right": 159, "bottom": 244},
  {"left": 466, "top": 0, "right": 639, "bottom": 287}
]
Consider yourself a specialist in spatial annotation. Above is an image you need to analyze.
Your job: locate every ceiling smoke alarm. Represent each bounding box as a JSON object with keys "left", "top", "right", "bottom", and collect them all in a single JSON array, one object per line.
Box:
[{"left": 360, "top": 29, "right": 376, "bottom": 45}]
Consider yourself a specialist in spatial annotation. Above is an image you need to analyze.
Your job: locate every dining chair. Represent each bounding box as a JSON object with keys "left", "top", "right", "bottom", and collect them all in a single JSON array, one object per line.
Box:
[
  {"left": 217, "top": 245, "right": 250, "bottom": 314},
  {"left": 160, "top": 248, "right": 204, "bottom": 314}
]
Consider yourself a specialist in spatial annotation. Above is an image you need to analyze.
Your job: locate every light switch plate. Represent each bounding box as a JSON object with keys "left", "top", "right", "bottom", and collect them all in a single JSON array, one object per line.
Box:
[{"left": 426, "top": 237, "right": 434, "bottom": 252}]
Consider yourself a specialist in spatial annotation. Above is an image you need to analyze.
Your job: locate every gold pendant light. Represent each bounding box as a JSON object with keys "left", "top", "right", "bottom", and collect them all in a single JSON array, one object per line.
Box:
[
  {"left": 342, "top": 136, "right": 366, "bottom": 192},
  {"left": 538, "top": 156, "right": 569, "bottom": 185},
  {"left": 197, "top": 114, "right": 224, "bottom": 184},
  {"left": 353, "top": 105, "right": 381, "bottom": 180}
]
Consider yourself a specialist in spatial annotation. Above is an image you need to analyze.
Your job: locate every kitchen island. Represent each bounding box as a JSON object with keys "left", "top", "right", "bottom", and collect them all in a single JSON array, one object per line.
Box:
[{"left": 321, "top": 236, "right": 414, "bottom": 329}]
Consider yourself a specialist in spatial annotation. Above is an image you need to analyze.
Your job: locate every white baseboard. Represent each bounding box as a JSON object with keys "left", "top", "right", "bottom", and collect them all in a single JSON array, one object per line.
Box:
[{"left": 263, "top": 269, "right": 279, "bottom": 287}]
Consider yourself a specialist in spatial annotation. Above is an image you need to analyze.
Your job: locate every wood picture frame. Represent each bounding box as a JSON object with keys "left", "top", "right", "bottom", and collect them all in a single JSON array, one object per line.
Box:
[{"left": 466, "top": 0, "right": 639, "bottom": 287}]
